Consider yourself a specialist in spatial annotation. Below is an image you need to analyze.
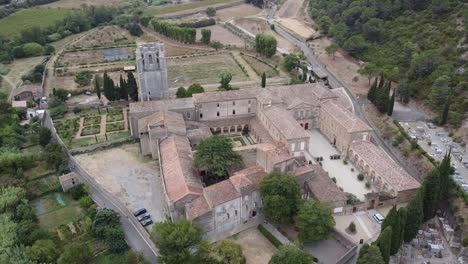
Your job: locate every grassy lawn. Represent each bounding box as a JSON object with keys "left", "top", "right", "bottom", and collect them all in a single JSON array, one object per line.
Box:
[
  {"left": 145, "top": 0, "right": 235, "bottom": 16},
  {"left": 0, "top": 8, "right": 71, "bottom": 39},
  {"left": 33, "top": 192, "right": 85, "bottom": 230},
  {"left": 106, "top": 122, "right": 125, "bottom": 132}
]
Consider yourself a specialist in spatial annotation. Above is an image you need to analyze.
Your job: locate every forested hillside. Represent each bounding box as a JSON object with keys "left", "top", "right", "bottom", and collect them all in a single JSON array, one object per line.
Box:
[{"left": 310, "top": 0, "right": 467, "bottom": 127}]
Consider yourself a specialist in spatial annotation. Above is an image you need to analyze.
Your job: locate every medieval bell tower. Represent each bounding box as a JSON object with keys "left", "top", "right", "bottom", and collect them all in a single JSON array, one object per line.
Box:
[{"left": 136, "top": 43, "right": 169, "bottom": 101}]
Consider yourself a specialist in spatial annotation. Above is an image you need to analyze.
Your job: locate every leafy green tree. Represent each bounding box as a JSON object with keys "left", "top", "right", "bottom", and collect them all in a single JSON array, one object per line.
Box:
[
  {"left": 176, "top": 87, "right": 187, "bottom": 98},
  {"left": 329, "top": 22, "right": 348, "bottom": 45},
  {"left": 201, "top": 29, "right": 212, "bottom": 45},
  {"left": 21, "top": 43, "right": 45, "bottom": 57},
  {"left": 13, "top": 201, "right": 37, "bottom": 223},
  {"left": 127, "top": 71, "right": 138, "bottom": 101},
  {"left": 357, "top": 244, "right": 384, "bottom": 264},
  {"left": 119, "top": 74, "right": 128, "bottom": 100},
  {"left": 206, "top": 7, "right": 216, "bottom": 16},
  {"left": 297, "top": 200, "right": 335, "bottom": 243},
  {"left": 318, "top": 16, "right": 332, "bottom": 34},
  {"left": 255, "top": 34, "right": 277, "bottom": 58},
  {"left": 430, "top": 75, "right": 449, "bottom": 109},
  {"left": 211, "top": 239, "right": 245, "bottom": 264},
  {"left": 438, "top": 151, "right": 451, "bottom": 200},
  {"left": 194, "top": 135, "right": 242, "bottom": 179},
  {"left": 127, "top": 23, "right": 143, "bottom": 36},
  {"left": 363, "top": 18, "right": 384, "bottom": 41},
  {"left": 74, "top": 70, "right": 92, "bottom": 86},
  {"left": 0, "top": 245, "right": 35, "bottom": 264},
  {"left": 325, "top": 43, "right": 339, "bottom": 59},
  {"left": 404, "top": 189, "right": 424, "bottom": 242},
  {"left": 259, "top": 173, "right": 301, "bottom": 224},
  {"left": 343, "top": 35, "right": 368, "bottom": 55},
  {"left": 92, "top": 209, "right": 120, "bottom": 237},
  {"left": 219, "top": 71, "right": 233, "bottom": 90},
  {"left": 261, "top": 72, "right": 266, "bottom": 88},
  {"left": 27, "top": 239, "right": 60, "bottom": 263},
  {"left": 0, "top": 215, "right": 18, "bottom": 249},
  {"left": 58, "top": 242, "right": 93, "bottom": 264},
  {"left": 387, "top": 90, "right": 395, "bottom": 116},
  {"left": 0, "top": 186, "right": 26, "bottom": 213},
  {"left": 45, "top": 142, "right": 64, "bottom": 170},
  {"left": 359, "top": 63, "right": 380, "bottom": 85},
  {"left": 374, "top": 226, "right": 392, "bottom": 263},
  {"left": 151, "top": 220, "right": 203, "bottom": 264},
  {"left": 38, "top": 127, "right": 52, "bottom": 146},
  {"left": 283, "top": 54, "right": 300, "bottom": 72},
  {"left": 269, "top": 244, "right": 314, "bottom": 264},
  {"left": 211, "top": 41, "right": 223, "bottom": 51},
  {"left": 381, "top": 206, "right": 400, "bottom": 255},
  {"left": 187, "top": 83, "right": 204, "bottom": 96}
]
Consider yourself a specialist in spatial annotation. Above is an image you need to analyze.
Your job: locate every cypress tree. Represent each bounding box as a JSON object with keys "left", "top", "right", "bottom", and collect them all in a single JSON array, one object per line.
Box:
[
  {"left": 261, "top": 72, "right": 266, "bottom": 88},
  {"left": 387, "top": 90, "right": 395, "bottom": 116},
  {"left": 375, "top": 82, "right": 389, "bottom": 113},
  {"left": 439, "top": 151, "right": 452, "bottom": 200},
  {"left": 357, "top": 244, "right": 385, "bottom": 264},
  {"left": 404, "top": 189, "right": 424, "bottom": 242},
  {"left": 377, "top": 74, "right": 385, "bottom": 89},
  {"left": 374, "top": 226, "right": 392, "bottom": 264},
  {"left": 127, "top": 71, "right": 138, "bottom": 101},
  {"left": 119, "top": 74, "right": 128, "bottom": 100},
  {"left": 94, "top": 76, "right": 101, "bottom": 99},
  {"left": 382, "top": 206, "right": 401, "bottom": 255},
  {"left": 398, "top": 207, "right": 407, "bottom": 250},
  {"left": 439, "top": 91, "right": 451, "bottom": 125},
  {"left": 103, "top": 72, "right": 111, "bottom": 100},
  {"left": 367, "top": 77, "right": 378, "bottom": 102},
  {"left": 422, "top": 169, "right": 441, "bottom": 221}
]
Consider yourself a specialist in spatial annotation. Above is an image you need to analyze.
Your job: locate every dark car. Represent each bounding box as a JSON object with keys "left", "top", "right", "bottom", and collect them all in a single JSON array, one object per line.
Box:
[
  {"left": 133, "top": 208, "right": 147, "bottom": 217},
  {"left": 137, "top": 213, "right": 151, "bottom": 221},
  {"left": 142, "top": 219, "right": 153, "bottom": 227}
]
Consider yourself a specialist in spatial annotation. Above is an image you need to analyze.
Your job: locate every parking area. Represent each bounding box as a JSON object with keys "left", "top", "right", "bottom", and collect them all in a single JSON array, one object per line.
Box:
[
  {"left": 308, "top": 129, "right": 374, "bottom": 200},
  {"left": 400, "top": 121, "right": 468, "bottom": 191},
  {"left": 74, "top": 143, "right": 166, "bottom": 229}
]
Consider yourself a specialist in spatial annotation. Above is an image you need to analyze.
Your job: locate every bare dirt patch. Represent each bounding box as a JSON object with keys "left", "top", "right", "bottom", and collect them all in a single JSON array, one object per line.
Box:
[
  {"left": 234, "top": 227, "right": 276, "bottom": 264},
  {"left": 234, "top": 17, "right": 294, "bottom": 51},
  {"left": 74, "top": 143, "right": 166, "bottom": 223},
  {"left": 49, "top": 71, "right": 124, "bottom": 92},
  {"left": 215, "top": 3, "right": 262, "bottom": 21},
  {"left": 69, "top": 26, "right": 136, "bottom": 49},
  {"left": 196, "top": 25, "right": 245, "bottom": 47},
  {"left": 277, "top": 0, "right": 303, "bottom": 18},
  {"left": 59, "top": 47, "right": 134, "bottom": 67},
  {"left": 42, "top": 0, "right": 125, "bottom": 9}
]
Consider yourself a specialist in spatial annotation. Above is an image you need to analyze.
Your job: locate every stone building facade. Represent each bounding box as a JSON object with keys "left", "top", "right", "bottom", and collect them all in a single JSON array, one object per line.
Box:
[{"left": 136, "top": 43, "right": 169, "bottom": 101}]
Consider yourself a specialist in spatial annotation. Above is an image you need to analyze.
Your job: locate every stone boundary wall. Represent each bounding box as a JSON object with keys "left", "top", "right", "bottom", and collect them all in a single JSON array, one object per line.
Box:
[{"left": 69, "top": 136, "right": 134, "bottom": 155}]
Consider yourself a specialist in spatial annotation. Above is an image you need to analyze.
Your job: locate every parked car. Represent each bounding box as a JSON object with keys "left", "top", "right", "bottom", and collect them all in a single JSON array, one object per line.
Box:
[
  {"left": 133, "top": 208, "right": 147, "bottom": 217},
  {"left": 142, "top": 219, "right": 153, "bottom": 227},
  {"left": 137, "top": 213, "right": 151, "bottom": 221},
  {"left": 373, "top": 213, "right": 384, "bottom": 224}
]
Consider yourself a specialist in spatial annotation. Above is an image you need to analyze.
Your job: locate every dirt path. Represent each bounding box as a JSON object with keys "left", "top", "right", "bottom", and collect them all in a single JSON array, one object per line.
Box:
[
  {"left": 232, "top": 51, "right": 259, "bottom": 80},
  {"left": 277, "top": 0, "right": 304, "bottom": 19}
]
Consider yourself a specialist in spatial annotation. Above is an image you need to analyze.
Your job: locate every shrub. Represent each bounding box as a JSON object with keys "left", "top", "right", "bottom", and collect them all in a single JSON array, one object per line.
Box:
[
  {"left": 68, "top": 184, "right": 89, "bottom": 200},
  {"left": 332, "top": 177, "right": 337, "bottom": 183},
  {"left": 179, "top": 18, "right": 215, "bottom": 28},
  {"left": 365, "top": 181, "right": 371, "bottom": 189},
  {"left": 21, "top": 42, "right": 45, "bottom": 57},
  {"left": 258, "top": 224, "right": 282, "bottom": 248},
  {"left": 72, "top": 107, "right": 82, "bottom": 114},
  {"left": 343, "top": 159, "right": 348, "bottom": 165},
  {"left": 79, "top": 195, "right": 94, "bottom": 209},
  {"left": 463, "top": 237, "right": 468, "bottom": 247},
  {"left": 206, "top": 7, "right": 216, "bottom": 17},
  {"left": 347, "top": 222, "right": 356, "bottom": 233},
  {"left": 357, "top": 173, "right": 364, "bottom": 181}
]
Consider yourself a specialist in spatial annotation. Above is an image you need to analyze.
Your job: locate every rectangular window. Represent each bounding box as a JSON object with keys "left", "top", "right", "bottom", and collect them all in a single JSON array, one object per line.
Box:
[
  {"left": 217, "top": 111, "right": 220, "bottom": 117},
  {"left": 300, "top": 141, "right": 305, "bottom": 150},
  {"left": 248, "top": 108, "right": 251, "bottom": 113},
  {"left": 290, "top": 143, "right": 296, "bottom": 151},
  {"left": 199, "top": 113, "right": 203, "bottom": 119},
  {"left": 217, "top": 103, "right": 219, "bottom": 107},
  {"left": 232, "top": 110, "right": 236, "bottom": 115},
  {"left": 233, "top": 101, "right": 235, "bottom": 106}
]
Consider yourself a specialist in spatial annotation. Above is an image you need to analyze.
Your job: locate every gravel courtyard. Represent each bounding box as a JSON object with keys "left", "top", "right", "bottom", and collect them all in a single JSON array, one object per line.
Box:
[
  {"left": 234, "top": 228, "right": 277, "bottom": 264},
  {"left": 74, "top": 143, "right": 166, "bottom": 225}
]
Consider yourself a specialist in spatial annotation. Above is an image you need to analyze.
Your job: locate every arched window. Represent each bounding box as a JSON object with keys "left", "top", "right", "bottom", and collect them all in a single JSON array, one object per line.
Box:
[{"left": 148, "top": 54, "right": 153, "bottom": 64}]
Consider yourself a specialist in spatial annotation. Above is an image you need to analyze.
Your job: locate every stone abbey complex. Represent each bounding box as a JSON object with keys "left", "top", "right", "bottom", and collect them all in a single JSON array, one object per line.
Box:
[{"left": 129, "top": 43, "right": 419, "bottom": 241}]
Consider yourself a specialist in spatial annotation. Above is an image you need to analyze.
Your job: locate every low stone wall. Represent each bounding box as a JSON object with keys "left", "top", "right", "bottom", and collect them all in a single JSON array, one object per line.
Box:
[{"left": 69, "top": 136, "right": 135, "bottom": 155}]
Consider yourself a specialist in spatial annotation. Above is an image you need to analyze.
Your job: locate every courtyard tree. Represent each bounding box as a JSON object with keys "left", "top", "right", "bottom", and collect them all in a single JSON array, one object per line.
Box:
[
  {"left": 259, "top": 173, "right": 301, "bottom": 224},
  {"left": 201, "top": 28, "right": 211, "bottom": 45},
  {"left": 194, "top": 135, "right": 242, "bottom": 180},
  {"left": 374, "top": 226, "right": 392, "bottom": 264},
  {"left": 255, "top": 34, "right": 277, "bottom": 58},
  {"left": 297, "top": 200, "right": 335, "bottom": 243},
  {"left": 261, "top": 72, "right": 266, "bottom": 88},
  {"left": 127, "top": 71, "right": 138, "bottom": 101},
  {"left": 219, "top": 71, "right": 233, "bottom": 90},
  {"left": 211, "top": 239, "right": 245, "bottom": 264},
  {"left": 151, "top": 220, "right": 203, "bottom": 264},
  {"left": 38, "top": 127, "right": 52, "bottom": 147},
  {"left": 357, "top": 244, "right": 385, "bottom": 264},
  {"left": 325, "top": 43, "right": 339, "bottom": 59},
  {"left": 269, "top": 244, "right": 314, "bottom": 264}
]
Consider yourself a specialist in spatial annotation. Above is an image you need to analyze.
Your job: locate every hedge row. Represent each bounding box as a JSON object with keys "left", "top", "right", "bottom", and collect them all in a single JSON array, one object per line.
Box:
[
  {"left": 392, "top": 120, "right": 437, "bottom": 165},
  {"left": 178, "top": 18, "right": 216, "bottom": 28},
  {"left": 258, "top": 224, "right": 282, "bottom": 248}
]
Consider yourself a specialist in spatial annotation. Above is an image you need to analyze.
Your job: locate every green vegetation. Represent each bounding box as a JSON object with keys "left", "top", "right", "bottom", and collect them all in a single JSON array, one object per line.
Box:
[
  {"left": 201, "top": 28, "right": 211, "bottom": 45},
  {"left": 255, "top": 34, "right": 277, "bottom": 58},
  {"left": 152, "top": 20, "right": 197, "bottom": 44},
  {"left": 297, "top": 200, "right": 335, "bottom": 243},
  {"left": 145, "top": 0, "right": 232, "bottom": 16},
  {"left": 357, "top": 244, "right": 385, "bottom": 264},
  {"left": 258, "top": 224, "right": 282, "bottom": 248},
  {"left": 106, "top": 122, "right": 125, "bottom": 132},
  {"left": 0, "top": 8, "right": 70, "bottom": 39},
  {"left": 310, "top": 0, "right": 467, "bottom": 128},
  {"left": 176, "top": 83, "right": 205, "bottom": 98},
  {"left": 269, "top": 244, "right": 314, "bottom": 264}
]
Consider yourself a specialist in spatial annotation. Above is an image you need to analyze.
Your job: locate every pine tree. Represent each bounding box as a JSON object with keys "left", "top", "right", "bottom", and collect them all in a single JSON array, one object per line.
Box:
[
  {"left": 261, "top": 72, "right": 266, "bottom": 88},
  {"left": 94, "top": 76, "right": 101, "bottom": 99},
  {"left": 382, "top": 206, "right": 401, "bottom": 255},
  {"left": 439, "top": 90, "right": 451, "bottom": 125},
  {"left": 439, "top": 151, "right": 452, "bottom": 200},
  {"left": 374, "top": 226, "right": 392, "bottom": 264},
  {"left": 367, "top": 77, "right": 378, "bottom": 102},
  {"left": 404, "top": 189, "right": 424, "bottom": 242},
  {"left": 422, "top": 169, "right": 441, "bottom": 221},
  {"left": 387, "top": 90, "right": 395, "bottom": 116},
  {"left": 127, "top": 71, "right": 138, "bottom": 101}
]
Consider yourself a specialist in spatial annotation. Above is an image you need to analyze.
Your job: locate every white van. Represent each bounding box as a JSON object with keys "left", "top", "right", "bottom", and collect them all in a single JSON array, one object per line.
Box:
[{"left": 373, "top": 213, "right": 384, "bottom": 224}]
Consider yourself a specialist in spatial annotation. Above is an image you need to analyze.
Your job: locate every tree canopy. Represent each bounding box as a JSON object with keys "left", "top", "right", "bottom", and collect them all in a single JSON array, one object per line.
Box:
[
  {"left": 269, "top": 244, "right": 314, "bottom": 264},
  {"left": 297, "top": 200, "right": 335, "bottom": 243},
  {"left": 357, "top": 244, "right": 385, "bottom": 264}
]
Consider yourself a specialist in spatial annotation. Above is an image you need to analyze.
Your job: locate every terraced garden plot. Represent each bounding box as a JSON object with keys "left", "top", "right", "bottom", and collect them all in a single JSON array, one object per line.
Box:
[
  {"left": 167, "top": 53, "right": 249, "bottom": 87},
  {"left": 81, "top": 125, "right": 101, "bottom": 136},
  {"left": 67, "top": 26, "right": 136, "bottom": 49},
  {"left": 69, "top": 131, "right": 130, "bottom": 149},
  {"left": 83, "top": 115, "right": 101, "bottom": 126},
  {"left": 241, "top": 54, "right": 280, "bottom": 77},
  {"left": 106, "top": 122, "right": 125, "bottom": 132}
]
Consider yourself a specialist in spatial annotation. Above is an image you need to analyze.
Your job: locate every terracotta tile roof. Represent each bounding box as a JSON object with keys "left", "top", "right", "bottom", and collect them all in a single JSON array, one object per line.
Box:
[
  {"left": 129, "top": 97, "right": 194, "bottom": 113},
  {"left": 331, "top": 87, "right": 354, "bottom": 113},
  {"left": 263, "top": 106, "right": 310, "bottom": 140},
  {"left": 160, "top": 135, "right": 203, "bottom": 203},
  {"left": 137, "top": 110, "right": 186, "bottom": 134},
  {"left": 12, "top": 85, "right": 39, "bottom": 97},
  {"left": 203, "top": 180, "right": 240, "bottom": 207},
  {"left": 193, "top": 89, "right": 257, "bottom": 103},
  {"left": 230, "top": 165, "right": 266, "bottom": 192},
  {"left": 321, "top": 101, "right": 371, "bottom": 133},
  {"left": 350, "top": 141, "right": 420, "bottom": 192},
  {"left": 256, "top": 143, "right": 292, "bottom": 164},
  {"left": 296, "top": 165, "right": 347, "bottom": 203},
  {"left": 185, "top": 195, "right": 211, "bottom": 220}
]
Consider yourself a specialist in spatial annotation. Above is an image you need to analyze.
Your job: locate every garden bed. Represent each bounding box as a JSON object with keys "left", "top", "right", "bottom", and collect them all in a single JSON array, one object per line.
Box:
[
  {"left": 107, "top": 113, "right": 124, "bottom": 122},
  {"left": 81, "top": 125, "right": 101, "bottom": 136},
  {"left": 106, "top": 122, "right": 125, "bottom": 132},
  {"left": 83, "top": 115, "right": 102, "bottom": 126}
]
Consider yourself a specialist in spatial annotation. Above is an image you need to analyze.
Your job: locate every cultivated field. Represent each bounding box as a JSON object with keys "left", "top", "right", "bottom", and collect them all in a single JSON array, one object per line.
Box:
[
  {"left": 42, "top": 0, "right": 126, "bottom": 8},
  {"left": 167, "top": 53, "right": 249, "bottom": 87},
  {"left": 58, "top": 47, "right": 135, "bottom": 66},
  {"left": 196, "top": 25, "right": 245, "bottom": 47},
  {"left": 0, "top": 56, "right": 46, "bottom": 95},
  {"left": 69, "top": 26, "right": 137, "bottom": 49},
  {"left": 145, "top": 0, "right": 239, "bottom": 16},
  {"left": 215, "top": 3, "right": 262, "bottom": 21},
  {"left": 0, "top": 8, "right": 70, "bottom": 38},
  {"left": 241, "top": 54, "right": 280, "bottom": 77}
]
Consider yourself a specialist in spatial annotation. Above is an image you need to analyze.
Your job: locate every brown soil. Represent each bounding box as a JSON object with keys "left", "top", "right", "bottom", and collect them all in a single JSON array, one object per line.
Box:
[
  {"left": 59, "top": 47, "right": 134, "bottom": 67},
  {"left": 196, "top": 25, "right": 245, "bottom": 47},
  {"left": 70, "top": 26, "right": 136, "bottom": 49},
  {"left": 277, "top": 0, "right": 303, "bottom": 18},
  {"left": 41, "top": 0, "right": 125, "bottom": 9},
  {"left": 215, "top": 3, "right": 262, "bottom": 21}
]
